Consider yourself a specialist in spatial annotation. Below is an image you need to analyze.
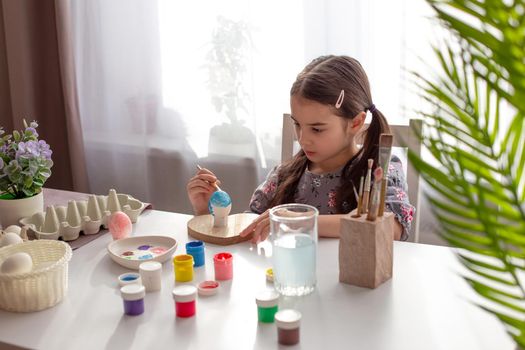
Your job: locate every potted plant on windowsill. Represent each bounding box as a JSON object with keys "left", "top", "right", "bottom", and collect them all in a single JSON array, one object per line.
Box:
[
  {"left": 204, "top": 16, "right": 256, "bottom": 158},
  {"left": 0, "top": 120, "right": 53, "bottom": 227}
]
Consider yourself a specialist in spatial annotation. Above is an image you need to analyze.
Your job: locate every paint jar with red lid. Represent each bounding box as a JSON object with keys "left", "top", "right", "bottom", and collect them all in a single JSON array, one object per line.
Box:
[
  {"left": 275, "top": 309, "right": 302, "bottom": 345},
  {"left": 172, "top": 285, "right": 197, "bottom": 318},
  {"left": 213, "top": 252, "right": 233, "bottom": 280}
]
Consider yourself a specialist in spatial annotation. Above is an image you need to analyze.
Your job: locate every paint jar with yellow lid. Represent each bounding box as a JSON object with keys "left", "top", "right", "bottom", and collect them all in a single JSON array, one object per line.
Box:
[{"left": 173, "top": 254, "right": 194, "bottom": 282}]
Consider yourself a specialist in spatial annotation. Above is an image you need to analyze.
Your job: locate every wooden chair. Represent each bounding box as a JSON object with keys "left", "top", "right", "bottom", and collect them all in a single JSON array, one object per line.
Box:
[{"left": 281, "top": 113, "right": 422, "bottom": 242}]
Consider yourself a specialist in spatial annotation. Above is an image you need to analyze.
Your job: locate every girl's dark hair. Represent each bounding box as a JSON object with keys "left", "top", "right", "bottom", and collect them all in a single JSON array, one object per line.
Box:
[{"left": 268, "top": 55, "right": 390, "bottom": 213}]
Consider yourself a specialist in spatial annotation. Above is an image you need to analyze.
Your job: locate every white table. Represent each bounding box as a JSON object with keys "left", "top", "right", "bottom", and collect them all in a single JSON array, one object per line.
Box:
[{"left": 0, "top": 209, "right": 513, "bottom": 349}]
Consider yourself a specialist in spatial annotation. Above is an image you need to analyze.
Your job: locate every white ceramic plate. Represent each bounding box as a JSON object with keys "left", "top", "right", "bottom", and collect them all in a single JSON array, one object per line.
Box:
[{"left": 107, "top": 235, "right": 178, "bottom": 270}]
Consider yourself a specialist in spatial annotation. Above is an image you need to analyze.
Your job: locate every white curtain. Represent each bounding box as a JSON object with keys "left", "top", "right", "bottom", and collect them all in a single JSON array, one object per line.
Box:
[{"left": 71, "top": 0, "right": 436, "bottom": 215}]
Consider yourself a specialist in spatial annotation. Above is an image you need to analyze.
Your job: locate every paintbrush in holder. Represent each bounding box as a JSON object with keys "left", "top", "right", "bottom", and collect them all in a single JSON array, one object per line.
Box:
[
  {"left": 366, "top": 167, "right": 383, "bottom": 222},
  {"left": 377, "top": 134, "right": 393, "bottom": 217},
  {"left": 353, "top": 176, "right": 364, "bottom": 218},
  {"left": 360, "top": 159, "right": 373, "bottom": 215},
  {"left": 339, "top": 207, "right": 395, "bottom": 289}
]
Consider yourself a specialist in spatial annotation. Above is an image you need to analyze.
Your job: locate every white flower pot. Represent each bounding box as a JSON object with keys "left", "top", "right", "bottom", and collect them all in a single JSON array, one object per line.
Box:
[{"left": 0, "top": 191, "right": 44, "bottom": 228}]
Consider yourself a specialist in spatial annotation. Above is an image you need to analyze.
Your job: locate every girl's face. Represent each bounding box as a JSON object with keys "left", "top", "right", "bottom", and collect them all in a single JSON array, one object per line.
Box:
[{"left": 290, "top": 95, "right": 361, "bottom": 173}]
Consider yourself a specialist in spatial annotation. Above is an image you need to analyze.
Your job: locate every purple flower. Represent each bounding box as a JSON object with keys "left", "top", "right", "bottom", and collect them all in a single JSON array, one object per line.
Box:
[
  {"left": 15, "top": 140, "right": 51, "bottom": 160},
  {"left": 15, "top": 142, "right": 26, "bottom": 159},
  {"left": 0, "top": 119, "right": 53, "bottom": 198},
  {"left": 38, "top": 140, "right": 52, "bottom": 159},
  {"left": 15, "top": 142, "right": 25, "bottom": 159},
  {"left": 25, "top": 127, "right": 38, "bottom": 138}
]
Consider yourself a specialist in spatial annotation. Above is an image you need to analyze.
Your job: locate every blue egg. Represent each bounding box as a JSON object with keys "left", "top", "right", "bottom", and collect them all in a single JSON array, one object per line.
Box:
[{"left": 208, "top": 190, "right": 232, "bottom": 215}]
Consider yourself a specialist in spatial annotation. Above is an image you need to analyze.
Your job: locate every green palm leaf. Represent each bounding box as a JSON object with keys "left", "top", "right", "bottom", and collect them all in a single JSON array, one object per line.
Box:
[{"left": 410, "top": 0, "right": 525, "bottom": 347}]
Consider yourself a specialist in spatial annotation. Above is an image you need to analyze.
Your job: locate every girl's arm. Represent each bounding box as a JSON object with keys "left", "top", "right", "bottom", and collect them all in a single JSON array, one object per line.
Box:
[
  {"left": 383, "top": 156, "right": 415, "bottom": 241},
  {"left": 318, "top": 214, "right": 403, "bottom": 240},
  {"left": 242, "top": 212, "right": 404, "bottom": 243},
  {"left": 248, "top": 166, "right": 280, "bottom": 215}
]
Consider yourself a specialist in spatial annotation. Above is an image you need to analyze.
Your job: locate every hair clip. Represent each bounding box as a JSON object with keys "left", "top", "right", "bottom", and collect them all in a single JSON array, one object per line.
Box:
[{"left": 335, "top": 89, "right": 345, "bottom": 109}]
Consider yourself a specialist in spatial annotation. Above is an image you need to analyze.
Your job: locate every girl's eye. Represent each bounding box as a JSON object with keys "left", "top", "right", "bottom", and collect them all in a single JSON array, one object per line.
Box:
[{"left": 293, "top": 122, "right": 322, "bottom": 133}]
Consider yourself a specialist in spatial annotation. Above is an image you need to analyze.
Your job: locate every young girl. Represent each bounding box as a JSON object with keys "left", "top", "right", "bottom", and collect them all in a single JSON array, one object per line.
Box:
[{"left": 187, "top": 55, "right": 414, "bottom": 243}]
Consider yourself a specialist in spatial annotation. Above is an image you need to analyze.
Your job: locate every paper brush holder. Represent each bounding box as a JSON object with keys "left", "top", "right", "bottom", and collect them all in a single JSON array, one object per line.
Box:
[{"left": 339, "top": 209, "right": 394, "bottom": 289}]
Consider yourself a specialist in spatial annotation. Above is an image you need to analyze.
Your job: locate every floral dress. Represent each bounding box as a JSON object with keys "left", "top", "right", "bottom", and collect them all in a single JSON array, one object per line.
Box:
[{"left": 249, "top": 155, "right": 415, "bottom": 241}]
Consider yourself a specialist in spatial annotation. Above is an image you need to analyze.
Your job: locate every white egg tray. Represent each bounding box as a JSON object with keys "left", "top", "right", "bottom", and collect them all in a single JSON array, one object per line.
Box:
[{"left": 19, "top": 189, "right": 147, "bottom": 242}]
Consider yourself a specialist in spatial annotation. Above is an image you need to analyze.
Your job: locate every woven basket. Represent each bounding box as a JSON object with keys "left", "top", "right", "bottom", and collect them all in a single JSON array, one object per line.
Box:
[{"left": 0, "top": 240, "right": 72, "bottom": 312}]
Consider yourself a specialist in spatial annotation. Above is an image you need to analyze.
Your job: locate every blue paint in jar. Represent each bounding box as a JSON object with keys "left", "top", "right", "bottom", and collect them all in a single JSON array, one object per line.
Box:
[
  {"left": 122, "top": 275, "right": 139, "bottom": 282},
  {"left": 186, "top": 240, "right": 205, "bottom": 267}
]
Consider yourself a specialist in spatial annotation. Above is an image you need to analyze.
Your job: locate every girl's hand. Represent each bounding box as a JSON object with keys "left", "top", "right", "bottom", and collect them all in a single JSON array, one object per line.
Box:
[
  {"left": 240, "top": 210, "right": 270, "bottom": 244},
  {"left": 186, "top": 167, "right": 221, "bottom": 215}
]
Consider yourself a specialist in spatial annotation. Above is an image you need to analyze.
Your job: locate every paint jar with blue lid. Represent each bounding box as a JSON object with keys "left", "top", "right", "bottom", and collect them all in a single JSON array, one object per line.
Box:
[
  {"left": 255, "top": 290, "right": 279, "bottom": 323},
  {"left": 186, "top": 240, "right": 205, "bottom": 267},
  {"left": 120, "top": 284, "right": 145, "bottom": 316}
]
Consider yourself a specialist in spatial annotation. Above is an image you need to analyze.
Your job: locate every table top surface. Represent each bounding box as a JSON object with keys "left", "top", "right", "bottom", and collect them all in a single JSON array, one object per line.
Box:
[{"left": 0, "top": 191, "right": 514, "bottom": 350}]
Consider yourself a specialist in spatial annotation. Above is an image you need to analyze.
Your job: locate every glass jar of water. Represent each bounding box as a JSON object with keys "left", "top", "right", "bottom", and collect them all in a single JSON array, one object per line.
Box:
[{"left": 270, "top": 204, "right": 318, "bottom": 296}]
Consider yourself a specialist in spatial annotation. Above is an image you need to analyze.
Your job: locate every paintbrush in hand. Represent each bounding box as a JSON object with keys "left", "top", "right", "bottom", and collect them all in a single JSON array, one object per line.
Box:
[{"left": 196, "top": 164, "right": 221, "bottom": 191}]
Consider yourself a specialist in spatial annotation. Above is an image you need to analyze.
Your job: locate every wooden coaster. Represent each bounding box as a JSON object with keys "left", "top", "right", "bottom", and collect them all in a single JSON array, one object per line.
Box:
[{"left": 187, "top": 213, "right": 258, "bottom": 246}]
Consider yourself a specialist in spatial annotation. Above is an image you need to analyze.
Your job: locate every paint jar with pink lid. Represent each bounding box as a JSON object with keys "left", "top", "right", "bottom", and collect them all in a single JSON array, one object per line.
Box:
[
  {"left": 172, "top": 285, "right": 197, "bottom": 317},
  {"left": 120, "top": 284, "right": 146, "bottom": 316},
  {"left": 213, "top": 252, "right": 233, "bottom": 280},
  {"left": 275, "top": 309, "right": 302, "bottom": 345}
]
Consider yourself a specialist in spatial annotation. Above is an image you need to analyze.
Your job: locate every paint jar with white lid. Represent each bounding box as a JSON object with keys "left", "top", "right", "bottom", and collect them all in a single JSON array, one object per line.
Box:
[
  {"left": 120, "top": 284, "right": 146, "bottom": 316},
  {"left": 255, "top": 290, "right": 279, "bottom": 323},
  {"left": 172, "top": 285, "right": 197, "bottom": 317},
  {"left": 139, "top": 261, "right": 162, "bottom": 292},
  {"left": 275, "top": 309, "right": 302, "bottom": 345},
  {"left": 118, "top": 272, "right": 142, "bottom": 287}
]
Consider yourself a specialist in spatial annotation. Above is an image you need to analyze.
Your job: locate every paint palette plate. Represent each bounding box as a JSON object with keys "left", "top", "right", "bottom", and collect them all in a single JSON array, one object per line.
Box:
[{"left": 107, "top": 235, "right": 178, "bottom": 270}]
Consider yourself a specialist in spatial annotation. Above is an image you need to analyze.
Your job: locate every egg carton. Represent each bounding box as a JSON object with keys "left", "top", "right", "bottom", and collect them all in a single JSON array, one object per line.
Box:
[{"left": 19, "top": 189, "right": 147, "bottom": 242}]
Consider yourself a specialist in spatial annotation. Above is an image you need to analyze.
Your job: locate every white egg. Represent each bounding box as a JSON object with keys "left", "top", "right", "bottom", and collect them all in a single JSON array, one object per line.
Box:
[
  {"left": 0, "top": 232, "right": 23, "bottom": 247},
  {"left": 4, "top": 225, "right": 22, "bottom": 235},
  {"left": 0, "top": 252, "right": 33, "bottom": 274}
]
